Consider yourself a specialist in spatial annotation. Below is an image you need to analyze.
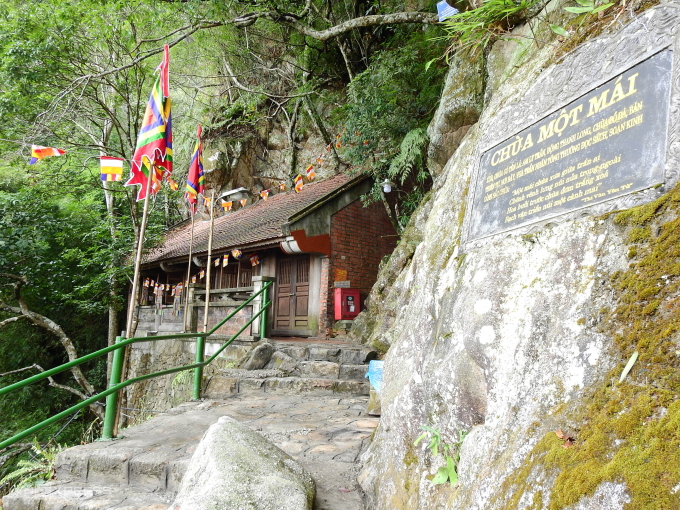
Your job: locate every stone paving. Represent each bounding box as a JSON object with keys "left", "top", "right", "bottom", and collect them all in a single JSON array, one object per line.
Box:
[{"left": 2, "top": 394, "right": 377, "bottom": 510}]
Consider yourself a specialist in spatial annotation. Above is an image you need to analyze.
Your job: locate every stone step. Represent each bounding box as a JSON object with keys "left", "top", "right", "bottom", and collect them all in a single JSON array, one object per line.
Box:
[
  {"left": 275, "top": 345, "right": 377, "bottom": 365},
  {"left": 2, "top": 480, "right": 174, "bottom": 510},
  {"left": 204, "top": 375, "right": 369, "bottom": 398}
]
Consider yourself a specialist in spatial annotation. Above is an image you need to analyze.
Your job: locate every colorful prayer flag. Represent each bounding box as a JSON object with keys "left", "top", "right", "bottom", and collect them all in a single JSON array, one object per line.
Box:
[
  {"left": 294, "top": 174, "right": 304, "bottom": 193},
  {"left": 239, "top": 199, "right": 247, "bottom": 208},
  {"left": 316, "top": 155, "right": 324, "bottom": 165},
  {"left": 99, "top": 156, "right": 124, "bottom": 182},
  {"left": 150, "top": 279, "right": 155, "bottom": 287},
  {"left": 279, "top": 182, "right": 286, "bottom": 191},
  {"left": 214, "top": 257, "right": 220, "bottom": 267},
  {"left": 199, "top": 269, "right": 205, "bottom": 280},
  {"left": 185, "top": 124, "right": 204, "bottom": 214},
  {"left": 223, "top": 254, "right": 229, "bottom": 267},
  {"left": 29, "top": 145, "right": 65, "bottom": 165},
  {"left": 249, "top": 254, "right": 260, "bottom": 266},
  {"left": 191, "top": 275, "right": 197, "bottom": 283},
  {"left": 232, "top": 249, "right": 242, "bottom": 259},
  {"left": 143, "top": 278, "right": 150, "bottom": 287},
  {"left": 126, "top": 45, "right": 173, "bottom": 201},
  {"left": 306, "top": 164, "right": 316, "bottom": 181},
  {"left": 222, "top": 201, "right": 232, "bottom": 212},
  {"left": 260, "top": 189, "right": 269, "bottom": 201},
  {"left": 166, "top": 176, "right": 178, "bottom": 190}
]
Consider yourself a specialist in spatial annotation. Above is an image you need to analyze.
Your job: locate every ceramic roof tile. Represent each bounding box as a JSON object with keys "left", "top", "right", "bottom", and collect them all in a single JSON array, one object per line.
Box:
[{"left": 145, "top": 173, "right": 355, "bottom": 263}]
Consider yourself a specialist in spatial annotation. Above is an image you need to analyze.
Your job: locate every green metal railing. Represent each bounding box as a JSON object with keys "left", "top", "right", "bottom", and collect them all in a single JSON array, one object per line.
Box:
[{"left": 0, "top": 281, "right": 272, "bottom": 450}]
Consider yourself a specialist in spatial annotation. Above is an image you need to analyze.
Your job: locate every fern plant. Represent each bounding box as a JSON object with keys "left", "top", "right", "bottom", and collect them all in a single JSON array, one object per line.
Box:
[{"left": 0, "top": 440, "right": 61, "bottom": 493}]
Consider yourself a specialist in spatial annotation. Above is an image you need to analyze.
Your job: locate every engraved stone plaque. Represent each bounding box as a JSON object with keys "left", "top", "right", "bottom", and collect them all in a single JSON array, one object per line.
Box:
[{"left": 467, "top": 50, "right": 673, "bottom": 241}]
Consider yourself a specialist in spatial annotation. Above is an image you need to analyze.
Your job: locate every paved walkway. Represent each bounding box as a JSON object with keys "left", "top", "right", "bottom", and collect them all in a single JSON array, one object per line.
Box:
[
  {"left": 214, "top": 394, "right": 376, "bottom": 510},
  {"left": 4, "top": 394, "right": 377, "bottom": 510}
]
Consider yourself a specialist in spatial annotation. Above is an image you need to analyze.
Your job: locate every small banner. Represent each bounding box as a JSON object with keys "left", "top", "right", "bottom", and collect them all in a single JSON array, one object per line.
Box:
[
  {"left": 278, "top": 182, "right": 286, "bottom": 191},
  {"left": 232, "top": 249, "right": 242, "bottom": 259},
  {"left": 214, "top": 257, "right": 220, "bottom": 267},
  {"left": 249, "top": 253, "right": 260, "bottom": 266},
  {"left": 199, "top": 269, "right": 205, "bottom": 280},
  {"left": 240, "top": 198, "right": 247, "bottom": 208},
  {"left": 260, "top": 189, "right": 269, "bottom": 201},
  {"left": 30, "top": 145, "right": 66, "bottom": 165},
  {"left": 191, "top": 275, "right": 197, "bottom": 283},
  {"left": 222, "top": 201, "right": 233, "bottom": 211},
  {"left": 166, "top": 175, "right": 179, "bottom": 190},
  {"left": 143, "top": 278, "right": 150, "bottom": 287},
  {"left": 223, "top": 254, "right": 229, "bottom": 267},
  {"left": 99, "top": 156, "right": 124, "bottom": 182},
  {"left": 172, "top": 282, "right": 183, "bottom": 316},
  {"left": 306, "top": 164, "right": 316, "bottom": 181},
  {"left": 294, "top": 174, "right": 304, "bottom": 193}
]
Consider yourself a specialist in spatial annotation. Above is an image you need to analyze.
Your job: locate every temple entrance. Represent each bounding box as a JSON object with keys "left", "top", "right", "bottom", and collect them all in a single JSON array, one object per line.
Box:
[{"left": 272, "top": 254, "right": 311, "bottom": 336}]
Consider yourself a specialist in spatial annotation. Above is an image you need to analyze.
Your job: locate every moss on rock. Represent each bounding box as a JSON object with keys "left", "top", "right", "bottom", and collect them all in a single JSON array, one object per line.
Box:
[{"left": 500, "top": 185, "right": 680, "bottom": 509}]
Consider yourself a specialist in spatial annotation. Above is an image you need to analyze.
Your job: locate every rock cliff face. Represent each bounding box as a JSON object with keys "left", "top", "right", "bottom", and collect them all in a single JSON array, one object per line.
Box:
[{"left": 356, "top": 2, "right": 680, "bottom": 509}]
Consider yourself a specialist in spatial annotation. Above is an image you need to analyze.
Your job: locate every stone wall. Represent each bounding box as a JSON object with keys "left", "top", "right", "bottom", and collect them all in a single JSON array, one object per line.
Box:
[
  {"left": 124, "top": 337, "right": 254, "bottom": 415},
  {"left": 356, "top": 2, "right": 680, "bottom": 509}
]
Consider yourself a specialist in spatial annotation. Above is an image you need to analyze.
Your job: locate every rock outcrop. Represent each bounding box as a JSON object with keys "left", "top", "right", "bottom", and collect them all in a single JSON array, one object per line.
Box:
[{"left": 356, "top": 1, "right": 680, "bottom": 509}]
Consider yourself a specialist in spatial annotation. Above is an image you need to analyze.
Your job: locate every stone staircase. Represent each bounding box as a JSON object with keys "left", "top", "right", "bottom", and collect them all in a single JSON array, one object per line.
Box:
[
  {"left": 1, "top": 341, "right": 378, "bottom": 510},
  {"left": 204, "top": 341, "right": 376, "bottom": 398}
]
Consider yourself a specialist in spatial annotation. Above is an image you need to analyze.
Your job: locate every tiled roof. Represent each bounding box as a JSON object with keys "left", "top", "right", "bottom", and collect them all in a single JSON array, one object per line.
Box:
[{"left": 145, "top": 173, "right": 357, "bottom": 264}]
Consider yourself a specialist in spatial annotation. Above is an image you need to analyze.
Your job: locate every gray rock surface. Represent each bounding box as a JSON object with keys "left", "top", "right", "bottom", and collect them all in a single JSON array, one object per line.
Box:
[
  {"left": 266, "top": 350, "right": 299, "bottom": 373},
  {"left": 242, "top": 342, "right": 275, "bottom": 370},
  {"left": 356, "top": 2, "right": 680, "bottom": 509},
  {"left": 170, "top": 416, "right": 315, "bottom": 510}
]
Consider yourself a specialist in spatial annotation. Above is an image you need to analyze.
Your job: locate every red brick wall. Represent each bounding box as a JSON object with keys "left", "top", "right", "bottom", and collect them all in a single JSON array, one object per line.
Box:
[{"left": 319, "top": 199, "right": 397, "bottom": 332}]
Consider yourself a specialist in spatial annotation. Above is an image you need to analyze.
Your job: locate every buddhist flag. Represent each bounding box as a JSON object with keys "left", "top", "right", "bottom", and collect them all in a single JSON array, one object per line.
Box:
[
  {"left": 278, "top": 182, "right": 286, "bottom": 191},
  {"left": 126, "top": 45, "right": 173, "bottom": 201},
  {"left": 232, "top": 249, "right": 242, "bottom": 259},
  {"left": 29, "top": 145, "right": 65, "bottom": 165},
  {"left": 316, "top": 154, "right": 324, "bottom": 165},
  {"left": 249, "top": 254, "right": 260, "bottom": 266},
  {"left": 191, "top": 275, "right": 197, "bottom": 283},
  {"left": 185, "top": 124, "right": 204, "bottom": 214},
  {"left": 260, "top": 189, "right": 269, "bottom": 201},
  {"left": 143, "top": 278, "right": 150, "bottom": 287},
  {"left": 306, "top": 164, "right": 316, "bottom": 181},
  {"left": 199, "top": 269, "right": 205, "bottom": 280},
  {"left": 166, "top": 176, "right": 179, "bottom": 190},
  {"left": 99, "top": 156, "right": 124, "bottom": 182},
  {"left": 239, "top": 199, "right": 247, "bottom": 208},
  {"left": 294, "top": 174, "right": 304, "bottom": 193},
  {"left": 214, "top": 257, "right": 220, "bottom": 267},
  {"left": 222, "top": 201, "right": 232, "bottom": 212},
  {"left": 223, "top": 254, "right": 229, "bottom": 267}
]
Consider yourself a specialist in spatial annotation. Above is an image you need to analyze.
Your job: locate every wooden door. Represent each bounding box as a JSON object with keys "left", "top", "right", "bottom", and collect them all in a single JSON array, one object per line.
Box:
[{"left": 273, "top": 255, "right": 311, "bottom": 335}]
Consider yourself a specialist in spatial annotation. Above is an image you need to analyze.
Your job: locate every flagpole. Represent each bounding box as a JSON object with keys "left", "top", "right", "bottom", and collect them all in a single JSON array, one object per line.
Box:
[
  {"left": 203, "top": 189, "right": 216, "bottom": 334},
  {"left": 183, "top": 212, "right": 195, "bottom": 332},
  {"left": 124, "top": 163, "right": 154, "bottom": 338},
  {"left": 193, "top": 189, "right": 215, "bottom": 399}
]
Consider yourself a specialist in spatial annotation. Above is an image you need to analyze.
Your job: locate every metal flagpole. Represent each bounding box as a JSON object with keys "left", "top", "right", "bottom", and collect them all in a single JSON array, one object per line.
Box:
[
  {"left": 183, "top": 212, "right": 195, "bottom": 332},
  {"left": 193, "top": 189, "right": 215, "bottom": 399}
]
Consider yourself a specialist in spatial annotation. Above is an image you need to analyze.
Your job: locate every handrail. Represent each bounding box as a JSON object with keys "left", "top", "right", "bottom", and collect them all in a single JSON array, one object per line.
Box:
[
  {"left": 0, "top": 281, "right": 273, "bottom": 451},
  {"left": 0, "top": 281, "right": 270, "bottom": 397}
]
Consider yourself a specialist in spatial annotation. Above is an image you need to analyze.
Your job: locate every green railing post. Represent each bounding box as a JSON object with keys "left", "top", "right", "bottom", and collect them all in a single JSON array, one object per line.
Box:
[
  {"left": 101, "top": 336, "right": 124, "bottom": 440},
  {"left": 193, "top": 336, "right": 205, "bottom": 400},
  {"left": 260, "top": 283, "right": 269, "bottom": 339}
]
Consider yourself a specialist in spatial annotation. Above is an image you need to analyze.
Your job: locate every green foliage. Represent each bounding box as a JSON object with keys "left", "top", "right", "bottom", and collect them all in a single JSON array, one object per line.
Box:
[
  {"left": 438, "top": 0, "right": 540, "bottom": 57},
  {"left": 414, "top": 426, "right": 468, "bottom": 486},
  {"left": 0, "top": 440, "right": 62, "bottom": 495},
  {"left": 339, "top": 28, "right": 445, "bottom": 226}
]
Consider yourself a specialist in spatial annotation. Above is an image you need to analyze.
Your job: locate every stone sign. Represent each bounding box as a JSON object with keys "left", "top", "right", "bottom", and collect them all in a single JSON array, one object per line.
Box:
[{"left": 467, "top": 50, "right": 672, "bottom": 241}]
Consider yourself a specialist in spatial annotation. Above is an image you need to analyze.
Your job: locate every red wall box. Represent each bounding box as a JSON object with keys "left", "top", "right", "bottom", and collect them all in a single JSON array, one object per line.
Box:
[{"left": 334, "top": 288, "right": 361, "bottom": 320}]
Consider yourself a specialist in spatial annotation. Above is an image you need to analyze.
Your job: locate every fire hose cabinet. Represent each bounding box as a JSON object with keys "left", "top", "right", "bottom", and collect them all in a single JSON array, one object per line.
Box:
[{"left": 334, "top": 288, "right": 361, "bottom": 320}]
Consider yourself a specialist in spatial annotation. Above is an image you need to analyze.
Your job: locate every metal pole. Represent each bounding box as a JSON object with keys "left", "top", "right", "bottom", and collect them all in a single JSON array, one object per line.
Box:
[
  {"left": 260, "top": 283, "right": 269, "bottom": 340},
  {"left": 193, "top": 190, "right": 215, "bottom": 399},
  {"left": 102, "top": 336, "right": 124, "bottom": 440},
  {"left": 183, "top": 213, "right": 195, "bottom": 332}
]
